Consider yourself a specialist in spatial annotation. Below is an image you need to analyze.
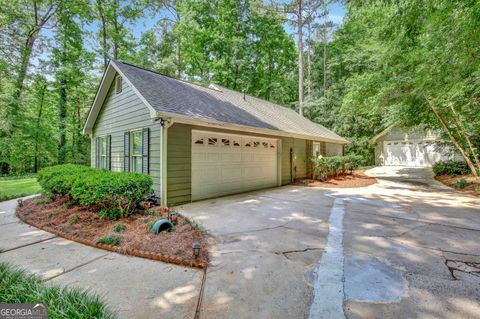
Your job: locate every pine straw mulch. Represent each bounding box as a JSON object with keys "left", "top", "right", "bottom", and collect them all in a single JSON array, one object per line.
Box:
[
  {"left": 16, "top": 196, "right": 209, "bottom": 268},
  {"left": 435, "top": 174, "right": 480, "bottom": 197},
  {"left": 293, "top": 170, "right": 377, "bottom": 188}
]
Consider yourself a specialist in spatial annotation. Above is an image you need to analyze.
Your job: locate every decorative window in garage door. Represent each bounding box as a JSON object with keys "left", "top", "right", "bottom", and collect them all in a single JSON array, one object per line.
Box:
[{"left": 192, "top": 131, "right": 277, "bottom": 151}]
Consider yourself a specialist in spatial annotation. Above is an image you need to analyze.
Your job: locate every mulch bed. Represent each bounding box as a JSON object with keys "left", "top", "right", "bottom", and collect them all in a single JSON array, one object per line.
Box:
[
  {"left": 293, "top": 170, "right": 377, "bottom": 188},
  {"left": 16, "top": 196, "right": 209, "bottom": 268},
  {"left": 435, "top": 174, "right": 480, "bottom": 197}
]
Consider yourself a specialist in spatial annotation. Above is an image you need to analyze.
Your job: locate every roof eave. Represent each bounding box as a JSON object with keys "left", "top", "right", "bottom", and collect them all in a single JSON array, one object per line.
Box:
[
  {"left": 155, "top": 111, "right": 349, "bottom": 144},
  {"left": 83, "top": 60, "right": 157, "bottom": 136}
]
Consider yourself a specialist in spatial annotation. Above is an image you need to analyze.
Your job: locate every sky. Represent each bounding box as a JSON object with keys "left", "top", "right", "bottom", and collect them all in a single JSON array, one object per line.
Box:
[
  {"left": 35, "top": 1, "right": 346, "bottom": 75},
  {"left": 128, "top": 2, "right": 346, "bottom": 38}
]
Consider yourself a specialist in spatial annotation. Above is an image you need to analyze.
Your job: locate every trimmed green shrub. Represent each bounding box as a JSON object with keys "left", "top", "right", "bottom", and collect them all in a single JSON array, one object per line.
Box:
[
  {"left": 38, "top": 164, "right": 152, "bottom": 218},
  {"left": 311, "top": 154, "right": 363, "bottom": 179},
  {"left": 38, "top": 164, "right": 97, "bottom": 196},
  {"left": 71, "top": 171, "right": 152, "bottom": 217},
  {"left": 432, "top": 160, "right": 470, "bottom": 176},
  {"left": 344, "top": 154, "right": 363, "bottom": 174}
]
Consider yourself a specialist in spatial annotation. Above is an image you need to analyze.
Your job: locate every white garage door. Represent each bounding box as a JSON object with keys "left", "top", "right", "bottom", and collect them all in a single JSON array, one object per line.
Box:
[
  {"left": 384, "top": 140, "right": 451, "bottom": 167},
  {"left": 192, "top": 130, "right": 278, "bottom": 201}
]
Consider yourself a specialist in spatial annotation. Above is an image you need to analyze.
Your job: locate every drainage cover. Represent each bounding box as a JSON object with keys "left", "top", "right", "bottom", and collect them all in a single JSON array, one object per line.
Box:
[{"left": 151, "top": 219, "right": 174, "bottom": 234}]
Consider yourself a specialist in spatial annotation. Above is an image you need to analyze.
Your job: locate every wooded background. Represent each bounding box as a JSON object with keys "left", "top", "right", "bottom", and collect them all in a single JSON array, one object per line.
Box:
[{"left": 1, "top": 0, "right": 479, "bottom": 175}]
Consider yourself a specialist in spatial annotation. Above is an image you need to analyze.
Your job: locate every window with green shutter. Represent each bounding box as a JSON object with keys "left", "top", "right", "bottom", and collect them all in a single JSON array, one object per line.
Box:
[
  {"left": 97, "top": 135, "right": 111, "bottom": 170},
  {"left": 125, "top": 129, "right": 149, "bottom": 174},
  {"left": 131, "top": 130, "right": 143, "bottom": 173}
]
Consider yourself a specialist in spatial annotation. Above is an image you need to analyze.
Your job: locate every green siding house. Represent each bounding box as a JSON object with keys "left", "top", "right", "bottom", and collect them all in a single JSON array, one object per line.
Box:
[{"left": 83, "top": 61, "right": 348, "bottom": 206}]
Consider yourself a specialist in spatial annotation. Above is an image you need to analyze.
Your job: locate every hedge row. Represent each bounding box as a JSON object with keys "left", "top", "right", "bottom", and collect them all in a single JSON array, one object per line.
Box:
[
  {"left": 311, "top": 155, "right": 363, "bottom": 180},
  {"left": 432, "top": 160, "right": 470, "bottom": 176},
  {"left": 38, "top": 164, "right": 152, "bottom": 217}
]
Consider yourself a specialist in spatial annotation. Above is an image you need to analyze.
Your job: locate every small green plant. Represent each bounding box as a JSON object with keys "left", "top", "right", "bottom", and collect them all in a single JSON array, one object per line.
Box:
[
  {"left": 97, "top": 234, "right": 122, "bottom": 246},
  {"left": 99, "top": 208, "right": 122, "bottom": 220},
  {"left": 455, "top": 178, "right": 469, "bottom": 189},
  {"left": 68, "top": 214, "right": 80, "bottom": 224},
  {"left": 473, "top": 184, "right": 480, "bottom": 191},
  {"left": 113, "top": 222, "right": 126, "bottom": 233}
]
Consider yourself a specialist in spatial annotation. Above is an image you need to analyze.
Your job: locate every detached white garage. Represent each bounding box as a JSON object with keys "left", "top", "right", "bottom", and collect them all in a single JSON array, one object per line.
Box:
[
  {"left": 374, "top": 126, "right": 456, "bottom": 167},
  {"left": 191, "top": 131, "right": 279, "bottom": 200}
]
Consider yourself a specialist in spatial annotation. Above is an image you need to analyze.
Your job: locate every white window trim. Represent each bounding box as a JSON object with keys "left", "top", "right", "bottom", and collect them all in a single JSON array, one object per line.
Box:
[
  {"left": 130, "top": 129, "right": 143, "bottom": 173},
  {"left": 98, "top": 136, "right": 108, "bottom": 169},
  {"left": 313, "top": 142, "right": 321, "bottom": 158}
]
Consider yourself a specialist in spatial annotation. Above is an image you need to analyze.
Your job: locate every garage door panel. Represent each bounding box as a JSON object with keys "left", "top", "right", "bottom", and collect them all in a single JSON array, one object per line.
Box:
[
  {"left": 384, "top": 140, "right": 452, "bottom": 167},
  {"left": 192, "top": 131, "right": 278, "bottom": 200}
]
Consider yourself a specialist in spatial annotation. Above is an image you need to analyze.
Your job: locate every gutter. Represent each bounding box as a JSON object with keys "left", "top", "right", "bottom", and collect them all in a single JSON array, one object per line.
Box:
[
  {"left": 157, "top": 117, "right": 174, "bottom": 207},
  {"left": 155, "top": 111, "right": 349, "bottom": 145}
]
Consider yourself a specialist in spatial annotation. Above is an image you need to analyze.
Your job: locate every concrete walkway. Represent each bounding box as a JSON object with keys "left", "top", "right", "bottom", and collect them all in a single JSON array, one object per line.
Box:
[{"left": 0, "top": 197, "right": 203, "bottom": 319}]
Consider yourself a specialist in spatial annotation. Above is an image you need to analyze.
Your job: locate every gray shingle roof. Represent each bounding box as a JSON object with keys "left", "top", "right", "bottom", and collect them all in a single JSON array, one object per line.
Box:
[{"left": 114, "top": 61, "right": 348, "bottom": 143}]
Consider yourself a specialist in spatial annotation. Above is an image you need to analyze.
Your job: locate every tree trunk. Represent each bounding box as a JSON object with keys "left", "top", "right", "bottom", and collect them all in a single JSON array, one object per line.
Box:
[
  {"left": 175, "top": 1, "right": 181, "bottom": 79},
  {"left": 429, "top": 101, "right": 478, "bottom": 176},
  {"left": 58, "top": 78, "right": 67, "bottom": 164},
  {"left": 97, "top": 0, "right": 108, "bottom": 68},
  {"left": 33, "top": 81, "right": 46, "bottom": 173},
  {"left": 449, "top": 104, "right": 480, "bottom": 171},
  {"left": 7, "top": 1, "right": 55, "bottom": 131},
  {"left": 113, "top": 0, "right": 119, "bottom": 60},
  {"left": 7, "top": 31, "right": 37, "bottom": 131},
  {"left": 306, "top": 21, "right": 312, "bottom": 98},
  {"left": 297, "top": 0, "right": 304, "bottom": 116},
  {"left": 323, "top": 28, "right": 328, "bottom": 96}
]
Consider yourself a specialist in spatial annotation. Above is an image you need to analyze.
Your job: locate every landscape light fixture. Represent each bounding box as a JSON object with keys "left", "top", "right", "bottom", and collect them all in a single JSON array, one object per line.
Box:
[{"left": 192, "top": 243, "right": 201, "bottom": 258}]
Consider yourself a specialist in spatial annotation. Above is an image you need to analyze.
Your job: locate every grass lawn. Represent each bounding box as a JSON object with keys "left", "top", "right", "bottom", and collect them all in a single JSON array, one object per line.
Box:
[
  {"left": 0, "top": 262, "right": 116, "bottom": 318},
  {"left": 0, "top": 177, "right": 42, "bottom": 201}
]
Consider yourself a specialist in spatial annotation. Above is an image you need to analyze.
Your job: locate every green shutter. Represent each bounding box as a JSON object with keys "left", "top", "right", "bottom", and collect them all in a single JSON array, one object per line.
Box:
[
  {"left": 106, "top": 135, "right": 111, "bottom": 170},
  {"left": 124, "top": 132, "right": 130, "bottom": 172},
  {"left": 95, "top": 137, "right": 100, "bottom": 168},
  {"left": 142, "top": 128, "right": 149, "bottom": 174}
]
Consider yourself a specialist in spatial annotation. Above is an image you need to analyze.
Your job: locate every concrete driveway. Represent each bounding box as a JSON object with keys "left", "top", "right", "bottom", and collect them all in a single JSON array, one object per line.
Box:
[
  {"left": 179, "top": 166, "right": 480, "bottom": 319},
  {"left": 1, "top": 166, "right": 479, "bottom": 319}
]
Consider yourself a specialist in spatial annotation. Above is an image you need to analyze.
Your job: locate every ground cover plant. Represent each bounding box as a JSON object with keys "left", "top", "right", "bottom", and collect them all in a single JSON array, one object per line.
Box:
[{"left": 0, "top": 262, "right": 115, "bottom": 318}]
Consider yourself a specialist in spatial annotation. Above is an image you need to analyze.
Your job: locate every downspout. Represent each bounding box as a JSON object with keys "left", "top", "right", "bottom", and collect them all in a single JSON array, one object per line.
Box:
[{"left": 158, "top": 117, "right": 174, "bottom": 207}]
